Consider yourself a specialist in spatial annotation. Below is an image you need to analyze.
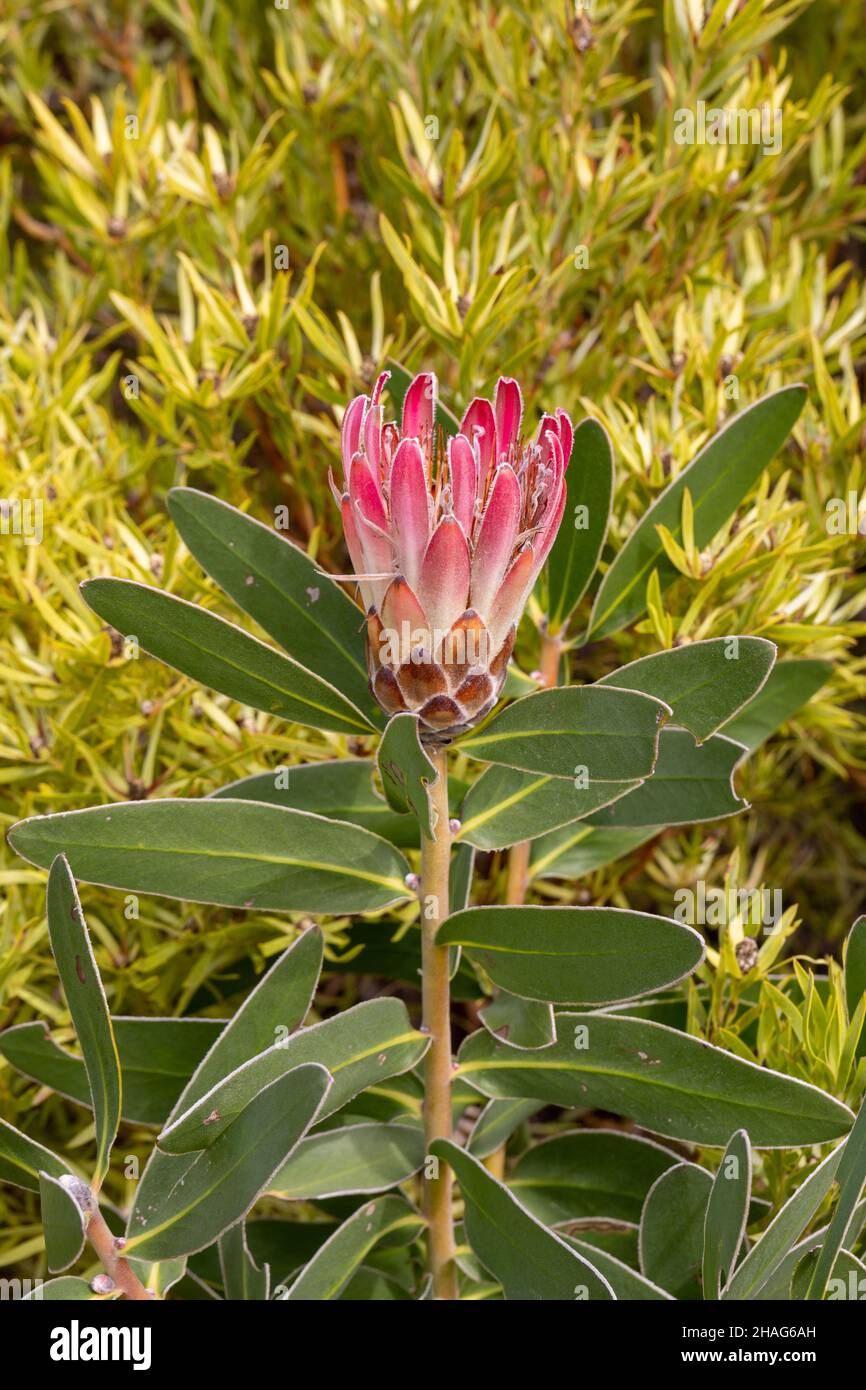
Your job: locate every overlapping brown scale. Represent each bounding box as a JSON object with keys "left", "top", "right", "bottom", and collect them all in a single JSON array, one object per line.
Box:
[
  {"left": 371, "top": 667, "right": 406, "bottom": 715},
  {"left": 440, "top": 608, "right": 490, "bottom": 687},
  {"left": 417, "top": 694, "right": 463, "bottom": 730},
  {"left": 398, "top": 659, "right": 447, "bottom": 706},
  {"left": 454, "top": 671, "right": 494, "bottom": 714}
]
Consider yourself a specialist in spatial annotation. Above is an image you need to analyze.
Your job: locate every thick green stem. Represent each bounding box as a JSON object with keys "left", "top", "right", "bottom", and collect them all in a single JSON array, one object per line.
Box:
[{"left": 420, "top": 744, "right": 458, "bottom": 1300}]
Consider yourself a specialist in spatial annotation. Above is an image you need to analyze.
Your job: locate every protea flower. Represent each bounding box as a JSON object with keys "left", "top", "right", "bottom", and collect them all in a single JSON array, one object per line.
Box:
[{"left": 333, "top": 371, "right": 573, "bottom": 742}]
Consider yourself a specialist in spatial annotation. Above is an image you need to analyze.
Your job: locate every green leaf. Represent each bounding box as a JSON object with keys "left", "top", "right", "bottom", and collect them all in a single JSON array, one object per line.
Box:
[
  {"left": 587, "top": 386, "right": 807, "bottom": 640},
  {"left": 213, "top": 759, "right": 418, "bottom": 849},
  {"left": 81, "top": 577, "right": 373, "bottom": 735},
  {"left": 39, "top": 1172, "right": 87, "bottom": 1274},
  {"left": 479, "top": 990, "right": 554, "bottom": 1048},
  {"left": 167, "top": 487, "right": 376, "bottom": 720},
  {"left": 806, "top": 1098, "right": 866, "bottom": 1299},
  {"left": 439, "top": 905, "right": 704, "bottom": 1005},
  {"left": 456, "top": 1013, "right": 854, "bottom": 1146},
  {"left": 798, "top": 1247, "right": 866, "bottom": 1300},
  {"left": 723, "top": 1144, "right": 844, "bottom": 1301},
  {"left": 126, "top": 1063, "right": 331, "bottom": 1261},
  {"left": 564, "top": 1236, "right": 672, "bottom": 1300},
  {"left": 127, "top": 931, "right": 325, "bottom": 1226},
  {"left": 749, "top": 1199, "right": 866, "bottom": 1301},
  {"left": 596, "top": 637, "right": 776, "bottom": 743},
  {"left": 177, "top": 929, "right": 323, "bottom": 1112},
  {"left": 376, "top": 713, "right": 437, "bottom": 835},
  {"left": 449, "top": 839, "right": 475, "bottom": 911},
  {"left": 720, "top": 659, "right": 831, "bottom": 751},
  {"left": 270, "top": 1121, "right": 425, "bottom": 1200},
  {"left": 639, "top": 1162, "right": 711, "bottom": 1299},
  {"left": 510, "top": 1130, "right": 679, "bottom": 1225},
  {"left": 530, "top": 824, "right": 656, "bottom": 882},
  {"left": 546, "top": 418, "right": 614, "bottom": 632},
  {"left": 158, "top": 1042, "right": 335, "bottom": 1154},
  {"left": 162, "top": 999, "right": 428, "bottom": 1156},
  {"left": 46, "top": 856, "right": 121, "bottom": 1188},
  {"left": 281, "top": 1194, "right": 423, "bottom": 1300},
  {"left": 0, "top": 1117, "right": 70, "bottom": 1193},
  {"left": 467, "top": 1099, "right": 541, "bottom": 1159},
  {"left": 844, "top": 916, "right": 866, "bottom": 1027},
  {"left": 457, "top": 763, "right": 642, "bottom": 851},
  {"left": 702, "top": 1129, "right": 751, "bottom": 1299},
  {"left": 219, "top": 1222, "right": 270, "bottom": 1301},
  {"left": 431, "top": 1139, "right": 613, "bottom": 1300},
  {"left": 0, "top": 1018, "right": 224, "bottom": 1127},
  {"left": 9, "top": 799, "right": 411, "bottom": 914},
  {"left": 458, "top": 685, "right": 668, "bottom": 778},
  {"left": 587, "top": 729, "right": 745, "bottom": 828}
]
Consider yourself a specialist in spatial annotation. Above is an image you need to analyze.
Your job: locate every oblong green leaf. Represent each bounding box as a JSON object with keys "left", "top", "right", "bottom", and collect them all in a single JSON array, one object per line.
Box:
[
  {"left": 457, "top": 763, "right": 642, "bottom": 851},
  {"left": 702, "top": 1129, "right": 751, "bottom": 1299},
  {"left": 9, "top": 799, "right": 411, "bottom": 913},
  {"left": 164, "top": 929, "right": 323, "bottom": 1120},
  {"left": 587, "top": 386, "right": 807, "bottom": 641},
  {"left": 167, "top": 487, "right": 376, "bottom": 719},
  {"left": 81, "top": 577, "right": 373, "bottom": 735},
  {"left": 720, "top": 658, "right": 831, "bottom": 751},
  {"left": 159, "top": 998, "right": 428, "bottom": 1157},
  {"left": 376, "top": 712, "right": 437, "bottom": 835},
  {"left": 467, "top": 1099, "right": 541, "bottom": 1159},
  {"left": 432, "top": 1139, "right": 613, "bottom": 1300},
  {"left": 438, "top": 905, "right": 704, "bottom": 1005},
  {"left": 46, "top": 856, "right": 121, "bottom": 1188},
  {"left": 588, "top": 729, "right": 745, "bottom": 828},
  {"left": 639, "top": 1162, "right": 711, "bottom": 1299},
  {"left": 845, "top": 916, "right": 866, "bottom": 1027},
  {"left": 806, "top": 1097, "right": 866, "bottom": 1299},
  {"left": 749, "top": 1199, "right": 866, "bottom": 1301},
  {"left": 213, "top": 760, "right": 418, "bottom": 848},
  {"left": 39, "top": 1172, "right": 87, "bottom": 1274},
  {"left": 126, "top": 1063, "right": 332, "bottom": 1261},
  {"left": 219, "top": 1222, "right": 270, "bottom": 1302},
  {"left": 282, "top": 1193, "right": 423, "bottom": 1300},
  {"left": 458, "top": 685, "right": 668, "bottom": 778},
  {"left": 565, "top": 1236, "right": 672, "bottom": 1300},
  {"left": 597, "top": 638, "right": 775, "bottom": 743},
  {"left": 456, "top": 1013, "right": 853, "bottom": 1147},
  {"left": 510, "top": 1130, "right": 678, "bottom": 1225},
  {"left": 723, "top": 1144, "right": 844, "bottom": 1301},
  {"left": 158, "top": 1042, "right": 330, "bottom": 1154},
  {"left": 479, "top": 990, "right": 555, "bottom": 1049},
  {"left": 0, "top": 1118, "right": 69, "bottom": 1193},
  {"left": 0, "top": 1018, "right": 224, "bottom": 1127},
  {"left": 270, "top": 1121, "right": 425, "bottom": 1200},
  {"left": 530, "top": 824, "right": 656, "bottom": 882},
  {"left": 546, "top": 417, "right": 614, "bottom": 632}
]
